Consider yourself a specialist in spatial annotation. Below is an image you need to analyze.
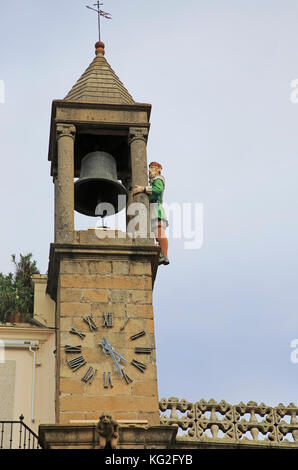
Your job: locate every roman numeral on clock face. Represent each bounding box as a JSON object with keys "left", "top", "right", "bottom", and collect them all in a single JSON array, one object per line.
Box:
[
  {"left": 83, "top": 315, "right": 97, "bottom": 331},
  {"left": 130, "top": 331, "right": 146, "bottom": 341},
  {"left": 120, "top": 317, "right": 130, "bottom": 331},
  {"left": 69, "top": 328, "right": 86, "bottom": 339},
  {"left": 122, "top": 371, "right": 133, "bottom": 384},
  {"left": 81, "top": 367, "right": 97, "bottom": 384},
  {"left": 103, "top": 313, "right": 113, "bottom": 328},
  {"left": 65, "top": 345, "right": 82, "bottom": 354},
  {"left": 103, "top": 372, "right": 113, "bottom": 388},
  {"left": 134, "top": 347, "right": 152, "bottom": 354},
  {"left": 67, "top": 355, "right": 86, "bottom": 371},
  {"left": 131, "top": 359, "right": 147, "bottom": 372}
]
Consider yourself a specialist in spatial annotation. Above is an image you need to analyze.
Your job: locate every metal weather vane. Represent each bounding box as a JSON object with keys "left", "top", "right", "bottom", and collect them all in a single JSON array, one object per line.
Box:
[{"left": 86, "top": 1, "right": 112, "bottom": 42}]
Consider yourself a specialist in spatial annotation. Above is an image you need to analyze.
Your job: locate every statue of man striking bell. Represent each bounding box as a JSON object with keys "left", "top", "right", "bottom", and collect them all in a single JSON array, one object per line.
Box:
[{"left": 131, "top": 161, "right": 169, "bottom": 266}]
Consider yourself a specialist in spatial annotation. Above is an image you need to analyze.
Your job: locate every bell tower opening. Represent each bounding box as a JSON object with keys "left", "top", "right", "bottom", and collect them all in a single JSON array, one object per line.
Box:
[{"left": 48, "top": 41, "right": 152, "bottom": 241}]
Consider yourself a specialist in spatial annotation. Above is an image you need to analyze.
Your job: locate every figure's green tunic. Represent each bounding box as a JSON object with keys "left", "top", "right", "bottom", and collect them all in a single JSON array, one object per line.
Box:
[{"left": 149, "top": 177, "right": 168, "bottom": 227}]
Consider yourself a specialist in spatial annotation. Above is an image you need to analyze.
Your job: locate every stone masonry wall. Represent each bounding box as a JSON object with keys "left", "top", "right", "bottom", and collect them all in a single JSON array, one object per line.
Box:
[{"left": 56, "top": 255, "right": 160, "bottom": 426}]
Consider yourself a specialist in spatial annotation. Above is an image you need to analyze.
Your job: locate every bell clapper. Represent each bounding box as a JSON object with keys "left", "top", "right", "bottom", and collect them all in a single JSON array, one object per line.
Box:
[{"left": 101, "top": 215, "right": 108, "bottom": 229}]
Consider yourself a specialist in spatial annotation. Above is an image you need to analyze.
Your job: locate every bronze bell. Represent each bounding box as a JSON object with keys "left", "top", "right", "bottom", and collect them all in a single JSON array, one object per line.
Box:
[{"left": 74, "top": 151, "right": 127, "bottom": 217}]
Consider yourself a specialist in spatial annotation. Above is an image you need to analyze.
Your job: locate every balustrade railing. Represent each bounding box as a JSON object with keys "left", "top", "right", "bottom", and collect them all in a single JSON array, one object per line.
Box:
[
  {"left": 0, "top": 415, "right": 42, "bottom": 449},
  {"left": 159, "top": 398, "right": 298, "bottom": 446}
]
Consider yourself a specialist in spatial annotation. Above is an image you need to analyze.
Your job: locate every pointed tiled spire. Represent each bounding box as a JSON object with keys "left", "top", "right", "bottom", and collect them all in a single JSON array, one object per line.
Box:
[{"left": 64, "top": 42, "right": 135, "bottom": 104}]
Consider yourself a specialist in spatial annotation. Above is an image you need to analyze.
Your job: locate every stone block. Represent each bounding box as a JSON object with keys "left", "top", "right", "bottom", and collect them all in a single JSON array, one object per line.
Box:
[
  {"left": 60, "top": 288, "right": 83, "bottom": 303},
  {"left": 60, "top": 260, "right": 89, "bottom": 275},
  {"left": 60, "top": 378, "right": 85, "bottom": 394},
  {"left": 130, "top": 262, "right": 151, "bottom": 276},
  {"left": 59, "top": 395, "right": 159, "bottom": 414},
  {"left": 146, "top": 319, "right": 155, "bottom": 334},
  {"left": 109, "top": 289, "right": 130, "bottom": 304},
  {"left": 60, "top": 302, "right": 91, "bottom": 317},
  {"left": 130, "top": 291, "right": 152, "bottom": 305},
  {"left": 112, "top": 261, "right": 129, "bottom": 275},
  {"left": 88, "top": 261, "right": 112, "bottom": 274},
  {"left": 60, "top": 275, "right": 109, "bottom": 289},
  {"left": 83, "top": 289, "right": 108, "bottom": 303},
  {"left": 126, "top": 304, "right": 154, "bottom": 319},
  {"left": 117, "top": 276, "right": 152, "bottom": 290},
  {"left": 132, "top": 380, "right": 158, "bottom": 397}
]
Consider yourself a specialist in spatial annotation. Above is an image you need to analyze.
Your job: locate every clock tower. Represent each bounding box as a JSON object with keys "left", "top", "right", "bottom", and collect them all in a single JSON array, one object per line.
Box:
[{"left": 45, "top": 40, "right": 162, "bottom": 431}]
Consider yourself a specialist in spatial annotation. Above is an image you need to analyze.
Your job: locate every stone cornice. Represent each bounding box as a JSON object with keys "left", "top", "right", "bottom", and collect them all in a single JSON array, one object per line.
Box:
[
  {"left": 51, "top": 99, "right": 152, "bottom": 114},
  {"left": 38, "top": 424, "right": 177, "bottom": 450},
  {"left": 46, "top": 241, "right": 160, "bottom": 301},
  {"left": 0, "top": 326, "right": 55, "bottom": 343}
]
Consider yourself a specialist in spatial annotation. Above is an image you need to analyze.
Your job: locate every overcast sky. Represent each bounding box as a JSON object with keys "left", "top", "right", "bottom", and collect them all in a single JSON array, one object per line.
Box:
[{"left": 0, "top": 0, "right": 298, "bottom": 412}]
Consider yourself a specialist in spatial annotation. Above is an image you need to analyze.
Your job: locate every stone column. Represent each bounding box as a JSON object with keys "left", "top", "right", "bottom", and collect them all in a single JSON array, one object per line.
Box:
[
  {"left": 128, "top": 127, "right": 150, "bottom": 238},
  {"left": 55, "top": 124, "right": 76, "bottom": 244},
  {"left": 120, "top": 173, "right": 133, "bottom": 233}
]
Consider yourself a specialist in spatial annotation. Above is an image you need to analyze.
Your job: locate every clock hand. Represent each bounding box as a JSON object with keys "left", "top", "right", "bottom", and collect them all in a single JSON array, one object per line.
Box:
[
  {"left": 99, "top": 338, "right": 126, "bottom": 363},
  {"left": 109, "top": 347, "right": 125, "bottom": 377},
  {"left": 98, "top": 337, "right": 110, "bottom": 355},
  {"left": 98, "top": 338, "right": 126, "bottom": 376},
  {"left": 110, "top": 348, "right": 126, "bottom": 364}
]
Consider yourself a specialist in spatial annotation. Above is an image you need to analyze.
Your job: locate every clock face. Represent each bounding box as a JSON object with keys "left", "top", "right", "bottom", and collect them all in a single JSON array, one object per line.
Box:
[{"left": 64, "top": 312, "right": 153, "bottom": 388}]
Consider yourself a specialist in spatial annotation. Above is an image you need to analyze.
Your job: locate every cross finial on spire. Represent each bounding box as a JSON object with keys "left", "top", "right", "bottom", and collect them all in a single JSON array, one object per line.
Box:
[{"left": 86, "top": 2, "right": 112, "bottom": 42}]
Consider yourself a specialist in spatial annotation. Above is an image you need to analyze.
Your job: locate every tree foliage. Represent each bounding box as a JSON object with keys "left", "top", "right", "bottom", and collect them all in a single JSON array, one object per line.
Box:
[{"left": 0, "top": 253, "right": 40, "bottom": 323}]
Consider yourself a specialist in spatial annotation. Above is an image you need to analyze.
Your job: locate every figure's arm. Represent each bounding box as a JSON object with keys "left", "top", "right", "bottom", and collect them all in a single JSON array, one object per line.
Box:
[
  {"left": 131, "top": 178, "right": 164, "bottom": 197},
  {"left": 130, "top": 185, "right": 150, "bottom": 196}
]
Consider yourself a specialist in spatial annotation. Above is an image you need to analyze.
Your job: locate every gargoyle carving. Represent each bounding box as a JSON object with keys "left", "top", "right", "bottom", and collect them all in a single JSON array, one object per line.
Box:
[{"left": 96, "top": 412, "right": 119, "bottom": 449}]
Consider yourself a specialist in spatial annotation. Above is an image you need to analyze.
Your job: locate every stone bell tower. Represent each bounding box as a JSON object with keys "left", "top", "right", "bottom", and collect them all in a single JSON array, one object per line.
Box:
[{"left": 45, "top": 41, "right": 163, "bottom": 432}]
